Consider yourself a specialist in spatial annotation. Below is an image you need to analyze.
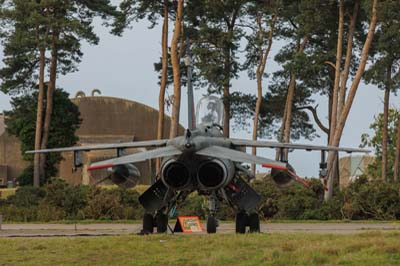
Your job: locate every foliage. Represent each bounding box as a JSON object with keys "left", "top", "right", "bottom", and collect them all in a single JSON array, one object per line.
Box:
[
  {"left": 364, "top": 0, "right": 400, "bottom": 92},
  {"left": 4, "top": 88, "right": 81, "bottom": 185},
  {"left": 0, "top": 0, "right": 119, "bottom": 95},
  {"left": 341, "top": 176, "right": 400, "bottom": 220},
  {"left": 3, "top": 185, "right": 45, "bottom": 208},
  {"left": 230, "top": 88, "right": 317, "bottom": 140},
  {"left": 0, "top": 179, "right": 146, "bottom": 222},
  {"left": 1, "top": 176, "right": 400, "bottom": 222},
  {"left": 361, "top": 109, "right": 399, "bottom": 180}
]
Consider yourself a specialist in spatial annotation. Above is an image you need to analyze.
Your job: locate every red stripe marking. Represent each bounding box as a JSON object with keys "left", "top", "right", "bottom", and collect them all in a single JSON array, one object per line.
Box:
[
  {"left": 262, "top": 164, "right": 288, "bottom": 171},
  {"left": 88, "top": 164, "right": 114, "bottom": 171},
  {"left": 288, "top": 170, "right": 310, "bottom": 188}
]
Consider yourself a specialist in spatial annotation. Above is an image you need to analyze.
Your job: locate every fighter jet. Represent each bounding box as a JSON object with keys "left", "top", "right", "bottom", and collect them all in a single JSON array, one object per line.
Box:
[
  {"left": 27, "top": 93, "right": 369, "bottom": 234},
  {"left": 27, "top": 44, "right": 370, "bottom": 233}
]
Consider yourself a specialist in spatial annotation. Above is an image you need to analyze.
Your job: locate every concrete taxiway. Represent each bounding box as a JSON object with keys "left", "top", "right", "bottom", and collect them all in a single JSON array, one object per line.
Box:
[{"left": 0, "top": 222, "right": 399, "bottom": 237}]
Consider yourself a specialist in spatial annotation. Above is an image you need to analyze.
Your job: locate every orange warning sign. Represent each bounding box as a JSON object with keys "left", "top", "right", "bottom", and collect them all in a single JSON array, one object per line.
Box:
[{"left": 174, "top": 216, "right": 203, "bottom": 233}]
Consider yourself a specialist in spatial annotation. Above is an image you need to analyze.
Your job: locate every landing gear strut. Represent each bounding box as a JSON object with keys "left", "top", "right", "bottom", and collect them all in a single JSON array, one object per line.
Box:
[{"left": 206, "top": 193, "right": 219, "bottom": 234}]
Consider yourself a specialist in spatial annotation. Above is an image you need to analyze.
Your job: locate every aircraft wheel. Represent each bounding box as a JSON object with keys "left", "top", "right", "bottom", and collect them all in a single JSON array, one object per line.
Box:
[
  {"left": 207, "top": 216, "right": 217, "bottom": 234},
  {"left": 235, "top": 212, "right": 247, "bottom": 234},
  {"left": 142, "top": 213, "right": 154, "bottom": 234},
  {"left": 156, "top": 212, "right": 168, "bottom": 233},
  {"left": 248, "top": 212, "right": 260, "bottom": 233}
]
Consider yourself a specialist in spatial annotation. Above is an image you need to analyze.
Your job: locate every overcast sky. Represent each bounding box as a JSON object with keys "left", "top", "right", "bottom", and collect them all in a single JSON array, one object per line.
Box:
[{"left": 0, "top": 14, "right": 399, "bottom": 178}]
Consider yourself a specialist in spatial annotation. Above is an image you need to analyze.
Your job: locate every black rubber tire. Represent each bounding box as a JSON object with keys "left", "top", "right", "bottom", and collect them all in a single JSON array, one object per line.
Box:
[
  {"left": 142, "top": 213, "right": 154, "bottom": 234},
  {"left": 207, "top": 216, "right": 217, "bottom": 234},
  {"left": 248, "top": 212, "right": 260, "bottom": 233},
  {"left": 235, "top": 212, "right": 247, "bottom": 234},
  {"left": 156, "top": 212, "right": 168, "bottom": 233}
]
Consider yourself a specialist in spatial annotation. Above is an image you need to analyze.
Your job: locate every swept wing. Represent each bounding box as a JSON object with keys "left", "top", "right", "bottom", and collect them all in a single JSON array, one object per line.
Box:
[
  {"left": 230, "top": 139, "right": 370, "bottom": 153},
  {"left": 88, "top": 145, "right": 182, "bottom": 170},
  {"left": 196, "top": 145, "right": 287, "bottom": 169},
  {"left": 25, "top": 139, "right": 169, "bottom": 154}
]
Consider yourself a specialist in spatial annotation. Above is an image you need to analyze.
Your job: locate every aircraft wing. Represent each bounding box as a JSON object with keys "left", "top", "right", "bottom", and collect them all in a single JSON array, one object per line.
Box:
[
  {"left": 25, "top": 139, "right": 169, "bottom": 154},
  {"left": 88, "top": 145, "right": 182, "bottom": 171},
  {"left": 196, "top": 145, "right": 287, "bottom": 169},
  {"left": 230, "top": 139, "right": 370, "bottom": 153}
]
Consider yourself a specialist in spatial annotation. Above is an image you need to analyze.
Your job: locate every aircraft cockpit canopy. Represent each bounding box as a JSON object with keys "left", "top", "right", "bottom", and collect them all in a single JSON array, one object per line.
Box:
[{"left": 195, "top": 96, "right": 225, "bottom": 128}]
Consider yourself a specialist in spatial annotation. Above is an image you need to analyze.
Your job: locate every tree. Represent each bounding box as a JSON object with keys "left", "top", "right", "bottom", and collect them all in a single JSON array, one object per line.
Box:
[
  {"left": 0, "top": 0, "right": 119, "bottom": 186},
  {"left": 361, "top": 109, "right": 400, "bottom": 181},
  {"left": 364, "top": 0, "right": 400, "bottom": 181},
  {"left": 242, "top": 1, "right": 278, "bottom": 174},
  {"left": 325, "top": 0, "right": 378, "bottom": 200},
  {"left": 267, "top": 0, "right": 339, "bottom": 161},
  {"left": 4, "top": 88, "right": 81, "bottom": 185},
  {"left": 169, "top": 0, "right": 184, "bottom": 138},
  {"left": 230, "top": 86, "right": 316, "bottom": 142},
  {"left": 0, "top": 0, "right": 49, "bottom": 187},
  {"left": 188, "top": 0, "right": 247, "bottom": 137},
  {"left": 116, "top": 0, "right": 172, "bottom": 168}
]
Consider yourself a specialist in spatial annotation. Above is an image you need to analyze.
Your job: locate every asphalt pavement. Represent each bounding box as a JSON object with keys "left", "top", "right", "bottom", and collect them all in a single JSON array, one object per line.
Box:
[{"left": 0, "top": 222, "right": 399, "bottom": 237}]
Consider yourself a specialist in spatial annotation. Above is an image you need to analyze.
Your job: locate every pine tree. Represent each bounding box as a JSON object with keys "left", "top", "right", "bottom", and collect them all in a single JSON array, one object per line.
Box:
[
  {"left": 0, "top": 0, "right": 119, "bottom": 186},
  {"left": 242, "top": 1, "right": 278, "bottom": 174},
  {"left": 364, "top": 0, "right": 400, "bottom": 182}
]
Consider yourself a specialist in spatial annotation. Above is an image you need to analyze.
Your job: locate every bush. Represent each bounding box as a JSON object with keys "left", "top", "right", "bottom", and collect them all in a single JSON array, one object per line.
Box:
[
  {"left": 1, "top": 176, "right": 400, "bottom": 222},
  {"left": 36, "top": 203, "right": 66, "bottom": 222},
  {"left": 6, "top": 186, "right": 45, "bottom": 207},
  {"left": 84, "top": 187, "right": 125, "bottom": 220},
  {"left": 43, "top": 179, "right": 88, "bottom": 219},
  {"left": 253, "top": 177, "right": 327, "bottom": 220},
  {"left": 342, "top": 177, "right": 400, "bottom": 220},
  {"left": 0, "top": 205, "right": 39, "bottom": 222}
]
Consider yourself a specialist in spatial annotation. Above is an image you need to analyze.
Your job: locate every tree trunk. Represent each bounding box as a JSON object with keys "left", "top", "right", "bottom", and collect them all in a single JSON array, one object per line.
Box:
[
  {"left": 338, "top": 0, "right": 359, "bottom": 117},
  {"left": 33, "top": 47, "right": 46, "bottom": 187},
  {"left": 324, "top": 0, "right": 378, "bottom": 201},
  {"left": 276, "top": 97, "right": 288, "bottom": 160},
  {"left": 156, "top": 0, "right": 169, "bottom": 172},
  {"left": 40, "top": 33, "right": 58, "bottom": 177},
  {"left": 251, "top": 13, "right": 276, "bottom": 174},
  {"left": 280, "top": 36, "right": 308, "bottom": 159},
  {"left": 330, "top": 0, "right": 344, "bottom": 141},
  {"left": 284, "top": 74, "right": 296, "bottom": 144},
  {"left": 223, "top": 46, "right": 231, "bottom": 138},
  {"left": 251, "top": 75, "right": 263, "bottom": 174},
  {"left": 394, "top": 112, "right": 400, "bottom": 182},
  {"left": 381, "top": 77, "right": 390, "bottom": 181},
  {"left": 326, "top": 0, "right": 344, "bottom": 194},
  {"left": 169, "top": 0, "right": 184, "bottom": 139}
]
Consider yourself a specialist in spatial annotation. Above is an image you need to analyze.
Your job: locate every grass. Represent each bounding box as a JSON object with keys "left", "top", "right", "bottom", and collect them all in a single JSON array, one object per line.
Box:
[{"left": 0, "top": 232, "right": 399, "bottom": 266}]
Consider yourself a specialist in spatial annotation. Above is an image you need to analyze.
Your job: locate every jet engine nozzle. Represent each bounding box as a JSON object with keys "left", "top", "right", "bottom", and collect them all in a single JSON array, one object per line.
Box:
[
  {"left": 197, "top": 159, "right": 234, "bottom": 190},
  {"left": 109, "top": 164, "right": 141, "bottom": 188},
  {"left": 271, "top": 163, "right": 296, "bottom": 187},
  {"left": 161, "top": 159, "right": 191, "bottom": 190}
]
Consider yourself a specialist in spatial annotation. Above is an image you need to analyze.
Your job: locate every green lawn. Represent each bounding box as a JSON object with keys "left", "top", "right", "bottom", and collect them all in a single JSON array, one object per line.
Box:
[{"left": 0, "top": 232, "right": 399, "bottom": 266}]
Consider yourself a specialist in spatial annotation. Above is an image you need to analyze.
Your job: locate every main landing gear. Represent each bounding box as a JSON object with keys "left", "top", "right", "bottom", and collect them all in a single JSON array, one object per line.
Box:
[
  {"left": 235, "top": 211, "right": 260, "bottom": 234},
  {"left": 141, "top": 211, "right": 169, "bottom": 234}
]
